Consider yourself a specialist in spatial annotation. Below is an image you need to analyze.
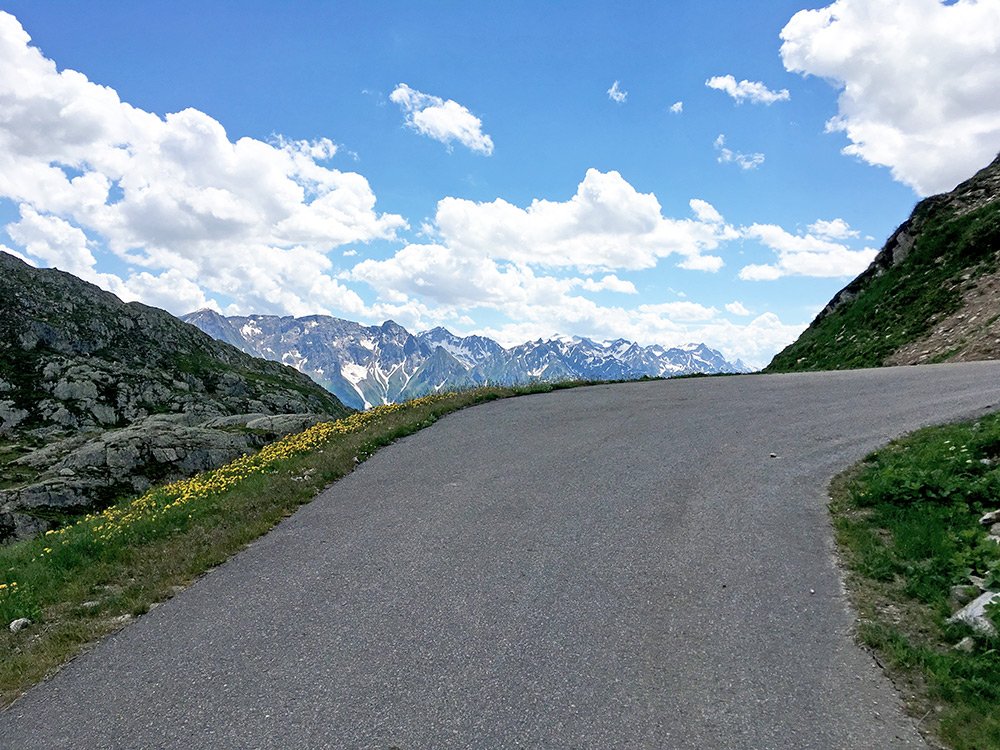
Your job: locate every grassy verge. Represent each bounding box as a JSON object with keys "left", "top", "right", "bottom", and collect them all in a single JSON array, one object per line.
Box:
[
  {"left": 831, "top": 412, "right": 1000, "bottom": 749},
  {"left": 0, "top": 382, "right": 591, "bottom": 709}
]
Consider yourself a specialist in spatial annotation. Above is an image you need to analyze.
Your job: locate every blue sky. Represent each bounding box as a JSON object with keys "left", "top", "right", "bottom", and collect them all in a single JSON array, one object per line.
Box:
[{"left": 1, "top": 1, "right": 999, "bottom": 367}]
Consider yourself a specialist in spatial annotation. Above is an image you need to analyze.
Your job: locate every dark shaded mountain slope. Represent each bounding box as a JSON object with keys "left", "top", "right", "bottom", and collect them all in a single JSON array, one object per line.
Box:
[{"left": 0, "top": 252, "right": 350, "bottom": 542}]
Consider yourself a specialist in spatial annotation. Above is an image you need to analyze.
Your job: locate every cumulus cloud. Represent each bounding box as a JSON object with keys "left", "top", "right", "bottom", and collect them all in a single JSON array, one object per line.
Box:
[
  {"left": 432, "top": 168, "right": 736, "bottom": 272},
  {"left": 345, "top": 166, "right": 805, "bottom": 368},
  {"left": 580, "top": 274, "right": 637, "bottom": 294},
  {"left": 0, "top": 11, "right": 404, "bottom": 316},
  {"left": 5, "top": 204, "right": 131, "bottom": 296},
  {"left": 390, "top": 83, "right": 494, "bottom": 155},
  {"left": 739, "top": 222, "right": 877, "bottom": 280},
  {"left": 689, "top": 312, "right": 807, "bottom": 368},
  {"left": 125, "top": 268, "right": 217, "bottom": 314},
  {"left": 725, "top": 301, "right": 750, "bottom": 316},
  {"left": 705, "top": 75, "right": 790, "bottom": 105},
  {"left": 670, "top": 101, "right": 683, "bottom": 114},
  {"left": 807, "top": 218, "right": 859, "bottom": 239},
  {"left": 608, "top": 81, "right": 628, "bottom": 103},
  {"left": 689, "top": 198, "right": 723, "bottom": 224},
  {"left": 637, "top": 301, "right": 719, "bottom": 322},
  {"left": 714, "top": 134, "right": 764, "bottom": 170},
  {"left": 780, "top": 0, "right": 1000, "bottom": 195}
]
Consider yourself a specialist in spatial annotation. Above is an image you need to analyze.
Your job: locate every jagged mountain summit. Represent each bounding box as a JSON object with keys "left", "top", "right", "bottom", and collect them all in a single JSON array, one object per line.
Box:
[
  {"left": 767, "top": 152, "right": 1000, "bottom": 372},
  {"left": 182, "top": 310, "right": 752, "bottom": 410}
]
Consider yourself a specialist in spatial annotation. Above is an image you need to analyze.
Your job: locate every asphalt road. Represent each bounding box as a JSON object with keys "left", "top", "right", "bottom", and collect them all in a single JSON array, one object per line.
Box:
[{"left": 5, "top": 362, "right": 1000, "bottom": 749}]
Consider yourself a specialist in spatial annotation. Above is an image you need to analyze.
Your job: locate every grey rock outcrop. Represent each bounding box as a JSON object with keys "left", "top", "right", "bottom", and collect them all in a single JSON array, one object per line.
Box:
[
  {"left": 0, "top": 251, "right": 352, "bottom": 543},
  {"left": 947, "top": 591, "right": 1000, "bottom": 636}
]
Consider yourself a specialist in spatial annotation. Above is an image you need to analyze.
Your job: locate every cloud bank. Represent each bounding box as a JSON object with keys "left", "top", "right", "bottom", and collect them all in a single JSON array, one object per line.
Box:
[
  {"left": 0, "top": 11, "right": 853, "bottom": 368},
  {"left": 780, "top": 0, "right": 1000, "bottom": 195},
  {"left": 0, "top": 11, "right": 404, "bottom": 316}
]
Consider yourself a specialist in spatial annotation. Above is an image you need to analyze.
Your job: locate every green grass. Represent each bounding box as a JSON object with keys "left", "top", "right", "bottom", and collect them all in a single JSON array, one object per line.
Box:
[
  {"left": 767, "top": 201, "right": 1000, "bottom": 372},
  {"left": 0, "top": 381, "right": 605, "bottom": 709},
  {"left": 830, "top": 412, "right": 1000, "bottom": 749}
]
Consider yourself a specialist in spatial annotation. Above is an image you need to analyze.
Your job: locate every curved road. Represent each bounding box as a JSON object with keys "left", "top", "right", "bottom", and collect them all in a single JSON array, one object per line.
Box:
[{"left": 5, "top": 363, "right": 1000, "bottom": 748}]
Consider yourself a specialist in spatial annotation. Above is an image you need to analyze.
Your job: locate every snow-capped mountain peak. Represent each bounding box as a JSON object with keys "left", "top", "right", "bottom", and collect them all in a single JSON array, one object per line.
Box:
[{"left": 182, "top": 310, "right": 753, "bottom": 410}]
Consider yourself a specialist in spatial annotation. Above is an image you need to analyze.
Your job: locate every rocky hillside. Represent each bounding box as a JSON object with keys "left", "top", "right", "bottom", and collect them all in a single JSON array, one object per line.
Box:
[
  {"left": 767, "top": 152, "right": 1000, "bottom": 372},
  {"left": 0, "top": 252, "right": 351, "bottom": 542},
  {"left": 182, "top": 310, "right": 752, "bottom": 410}
]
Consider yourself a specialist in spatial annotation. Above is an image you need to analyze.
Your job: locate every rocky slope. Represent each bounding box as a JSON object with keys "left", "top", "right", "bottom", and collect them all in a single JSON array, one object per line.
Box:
[
  {"left": 0, "top": 252, "right": 351, "bottom": 542},
  {"left": 767, "top": 152, "right": 1000, "bottom": 372},
  {"left": 182, "top": 311, "right": 752, "bottom": 410}
]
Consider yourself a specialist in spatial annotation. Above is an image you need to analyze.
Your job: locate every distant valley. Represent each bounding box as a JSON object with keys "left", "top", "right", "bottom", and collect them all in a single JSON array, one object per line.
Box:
[{"left": 182, "top": 310, "right": 752, "bottom": 411}]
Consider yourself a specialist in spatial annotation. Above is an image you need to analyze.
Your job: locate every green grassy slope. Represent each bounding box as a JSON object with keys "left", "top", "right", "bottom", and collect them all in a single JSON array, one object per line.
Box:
[{"left": 767, "top": 156, "right": 1000, "bottom": 372}]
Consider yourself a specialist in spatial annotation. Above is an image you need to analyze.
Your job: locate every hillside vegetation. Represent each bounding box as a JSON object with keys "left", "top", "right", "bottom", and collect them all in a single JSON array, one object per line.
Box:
[
  {"left": 831, "top": 415, "right": 1000, "bottom": 749},
  {"left": 767, "top": 154, "right": 1000, "bottom": 372}
]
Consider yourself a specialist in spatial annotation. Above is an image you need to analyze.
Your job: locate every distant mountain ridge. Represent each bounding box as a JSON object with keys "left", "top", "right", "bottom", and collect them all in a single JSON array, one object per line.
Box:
[
  {"left": 182, "top": 310, "right": 752, "bottom": 410},
  {"left": 767, "top": 152, "right": 1000, "bottom": 371}
]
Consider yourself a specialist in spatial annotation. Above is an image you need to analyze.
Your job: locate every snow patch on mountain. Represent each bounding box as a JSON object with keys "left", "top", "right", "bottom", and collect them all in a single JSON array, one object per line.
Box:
[{"left": 182, "top": 311, "right": 753, "bottom": 410}]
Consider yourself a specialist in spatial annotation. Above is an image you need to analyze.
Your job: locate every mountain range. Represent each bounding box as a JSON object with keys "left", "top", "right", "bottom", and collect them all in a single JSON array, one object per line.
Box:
[{"left": 182, "top": 310, "right": 752, "bottom": 411}]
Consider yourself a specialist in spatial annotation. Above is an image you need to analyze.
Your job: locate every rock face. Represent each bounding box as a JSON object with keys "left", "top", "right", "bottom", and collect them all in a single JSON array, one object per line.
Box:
[
  {"left": 767, "top": 152, "right": 1000, "bottom": 372},
  {"left": 181, "top": 311, "right": 753, "bottom": 410},
  {"left": 947, "top": 591, "right": 1000, "bottom": 636},
  {"left": 0, "top": 252, "right": 351, "bottom": 543}
]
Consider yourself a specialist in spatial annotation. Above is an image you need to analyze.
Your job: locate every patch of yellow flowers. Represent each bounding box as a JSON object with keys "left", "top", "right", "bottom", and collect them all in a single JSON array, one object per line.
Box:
[
  {"left": 0, "top": 580, "right": 22, "bottom": 619},
  {"left": 3, "top": 394, "right": 457, "bottom": 614},
  {"left": 38, "top": 394, "right": 453, "bottom": 548},
  {"left": 2, "top": 391, "right": 500, "bottom": 627}
]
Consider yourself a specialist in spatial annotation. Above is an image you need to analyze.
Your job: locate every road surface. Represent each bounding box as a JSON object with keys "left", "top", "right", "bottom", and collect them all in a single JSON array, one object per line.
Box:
[{"left": 4, "top": 362, "right": 1000, "bottom": 748}]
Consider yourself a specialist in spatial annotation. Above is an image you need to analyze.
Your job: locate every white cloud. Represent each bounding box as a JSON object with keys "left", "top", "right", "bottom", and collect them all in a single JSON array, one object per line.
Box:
[
  {"left": 637, "top": 301, "right": 719, "bottom": 322},
  {"left": 350, "top": 243, "right": 556, "bottom": 308},
  {"left": 705, "top": 75, "right": 790, "bottom": 105},
  {"left": 670, "top": 101, "right": 683, "bottom": 114},
  {"left": 344, "top": 175, "right": 811, "bottom": 368},
  {"left": 0, "top": 11, "right": 404, "bottom": 317},
  {"left": 347, "top": 236, "right": 805, "bottom": 367},
  {"left": 725, "top": 301, "right": 750, "bottom": 316},
  {"left": 688, "top": 312, "right": 808, "bottom": 369},
  {"left": 125, "top": 268, "right": 217, "bottom": 314},
  {"left": 689, "top": 198, "right": 723, "bottom": 224},
  {"left": 807, "top": 218, "right": 859, "bottom": 239},
  {"left": 5, "top": 204, "right": 131, "bottom": 296},
  {"left": 608, "top": 80, "right": 628, "bottom": 103},
  {"left": 714, "top": 134, "right": 764, "bottom": 170},
  {"left": 739, "top": 222, "right": 877, "bottom": 280},
  {"left": 389, "top": 83, "right": 494, "bottom": 155},
  {"left": 6, "top": 204, "right": 97, "bottom": 279},
  {"left": 433, "top": 168, "right": 735, "bottom": 272},
  {"left": 470, "top": 302, "right": 803, "bottom": 370},
  {"left": 580, "top": 274, "right": 637, "bottom": 294},
  {"left": 780, "top": 0, "right": 1000, "bottom": 196}
]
